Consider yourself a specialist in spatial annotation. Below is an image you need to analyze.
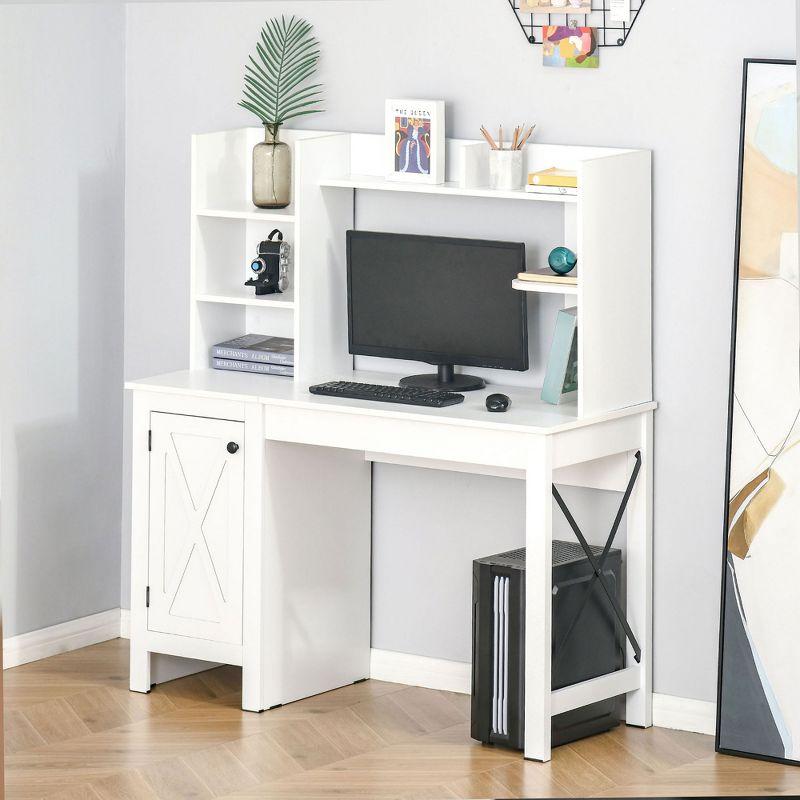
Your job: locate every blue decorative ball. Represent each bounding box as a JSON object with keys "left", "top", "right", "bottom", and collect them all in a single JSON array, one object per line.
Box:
[{"left": 548, "top": 247, "right": 578, "bottom": 275}]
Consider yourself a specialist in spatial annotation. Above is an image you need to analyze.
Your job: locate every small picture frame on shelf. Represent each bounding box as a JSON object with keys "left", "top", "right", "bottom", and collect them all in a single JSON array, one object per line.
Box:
[
  {"left": 385, "top": 99, "right": 445, "bottom": 184},
  {"left": 541, "top": 307, "right": 578, "bottom": 405}
]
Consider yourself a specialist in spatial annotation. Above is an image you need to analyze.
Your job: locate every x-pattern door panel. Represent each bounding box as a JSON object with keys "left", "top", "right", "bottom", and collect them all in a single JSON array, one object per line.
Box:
[{"left": 148, "top": 413, "right": 244, "bottom": 644}]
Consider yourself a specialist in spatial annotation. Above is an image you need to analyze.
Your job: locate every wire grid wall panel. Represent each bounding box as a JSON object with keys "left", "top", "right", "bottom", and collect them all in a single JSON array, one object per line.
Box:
[{"left": 507, "top": 0, "right": 646, "bottom": 47}]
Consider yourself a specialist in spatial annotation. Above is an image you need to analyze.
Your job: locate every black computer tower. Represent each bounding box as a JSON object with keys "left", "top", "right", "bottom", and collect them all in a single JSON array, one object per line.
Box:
[{"left": 471, "top": 541, "right": 624, "bottom": 750}]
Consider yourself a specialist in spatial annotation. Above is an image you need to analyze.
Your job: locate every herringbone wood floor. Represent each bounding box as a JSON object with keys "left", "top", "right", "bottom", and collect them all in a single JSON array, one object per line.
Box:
[{"left": 3, "top": 639, "right": 800, "bottom": 799}]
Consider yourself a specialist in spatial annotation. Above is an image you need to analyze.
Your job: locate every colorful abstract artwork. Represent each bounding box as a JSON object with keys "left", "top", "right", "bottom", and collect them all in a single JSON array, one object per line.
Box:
[
  {"left": 542, "top": 26, "right": 598, "bottom": 68},
  {"left": 718, "top": 60, "right": 799, "bottom": 764},
  {"left": 394, "top": 113, "right": 431, "bottom": 176}
]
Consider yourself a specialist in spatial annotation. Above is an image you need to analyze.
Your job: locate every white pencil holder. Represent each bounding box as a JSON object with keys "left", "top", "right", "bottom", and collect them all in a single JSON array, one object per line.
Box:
[{"left": 489, "top": 149, "right": 524, "bottom": 191}]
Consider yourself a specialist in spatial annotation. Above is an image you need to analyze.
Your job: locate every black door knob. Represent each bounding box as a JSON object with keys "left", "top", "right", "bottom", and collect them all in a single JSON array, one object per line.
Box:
[{"left": 227, "top": 442, "right": 240, "bottom": 454}]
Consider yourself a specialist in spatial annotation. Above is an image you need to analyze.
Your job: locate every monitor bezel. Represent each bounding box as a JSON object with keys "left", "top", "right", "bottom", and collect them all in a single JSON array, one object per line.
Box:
[{"left": 346, "top": 230, "right": 529, "bottom": 372}]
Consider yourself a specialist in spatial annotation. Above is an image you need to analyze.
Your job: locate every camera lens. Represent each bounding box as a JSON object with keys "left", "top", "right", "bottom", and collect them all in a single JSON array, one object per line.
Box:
[{"left": 250, "top": 259, "right": 263, "bottom": 274}]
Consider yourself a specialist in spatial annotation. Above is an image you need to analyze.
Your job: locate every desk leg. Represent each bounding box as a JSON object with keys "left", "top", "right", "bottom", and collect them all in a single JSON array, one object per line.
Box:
[
  {"left": 524, "top": 437, "right": 553, "bottom": 762},
  {"left": 242, "top": 404, "right": 266, "bottom": 712},
  {"left": 129, "top": 392, "right": 152, "bottom": 693},
  {"left": 129, "top": 644, "right": 151, "bottom": 693},
  {"left": 625, "top": 412, "right": 653, "bottom": 727}
]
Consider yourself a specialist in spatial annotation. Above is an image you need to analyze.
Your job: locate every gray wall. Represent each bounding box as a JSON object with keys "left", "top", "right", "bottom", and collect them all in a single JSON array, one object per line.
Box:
[
  {"left": 121, "top": 0, "right": 795, "bottom": 703},
  {"left": 0, "top": 4, "right": 126, "bottom": 637}
]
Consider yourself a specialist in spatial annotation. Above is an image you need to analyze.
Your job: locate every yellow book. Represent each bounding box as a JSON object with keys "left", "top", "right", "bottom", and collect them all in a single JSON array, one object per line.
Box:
[
  {"left": 517, "top": 270, "right": 578, "bottom": 285},
  {"left": 528, "top": 167, "right": 578, "bottom": 189}
]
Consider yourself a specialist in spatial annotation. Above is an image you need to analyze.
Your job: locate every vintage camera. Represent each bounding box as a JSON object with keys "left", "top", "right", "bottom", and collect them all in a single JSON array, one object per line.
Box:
[{"left": 245, "top": 229, "right": 290, "bottom": 295}]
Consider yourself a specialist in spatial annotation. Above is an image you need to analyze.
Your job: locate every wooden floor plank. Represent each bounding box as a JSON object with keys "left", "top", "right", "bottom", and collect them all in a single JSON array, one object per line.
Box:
[
  {"left": 106, "top": 685, "right": 177, "bottom": 723},
  {"left": 485, "top": 759, "right": 574, "bottom": 798},
  {"left": 443, "top": 770, "right": 522, "bottom": 799},
  {"left": 350, "top": 693, "right": 430, "bottom": 746},
  {"left": 263, "top": 719, "right": 347, "bottom": 771},
  {"left": 565, "top": 729, "right": 656, "bottom": 785},
  {"left": 44, "top": 784, "right": 103, "bottom": 800},
  {"left": 308, "top": 706, "right": 389, "bottom": 759},
  {"left": 605, "top": 724, "right": 706, "bottom": 771},
  {"left": 222, "top": 734, "right": 305, "bottom": 785},
  {"left": 91, "top": 769, "right": 160, "bottom": 800},
  {"left": 153, "top": 674, "right": 226, "bottom": 709},
  {"left": 66, "top": 687, "right": 134, "bottom": 733},
  {"left": 21, "top": 697, "right": 92, "bottom": 745},
  {"left": 398, "top": 786, "right": 459, "bottom": 800},
  {"left": 4, "top": 710, "right": 46, "bottom": 755},
  {"left": 387, "top": 688, "right": 466, "bottom": 734},
  {"left": 182, "top": 744, "right": 261, "bottom": 797},
  {"left": 546, "top": 743, "right": 618, "bottom": 795},
  {"left": 139, "top": 756, "right": 215, "bottom": 800}
]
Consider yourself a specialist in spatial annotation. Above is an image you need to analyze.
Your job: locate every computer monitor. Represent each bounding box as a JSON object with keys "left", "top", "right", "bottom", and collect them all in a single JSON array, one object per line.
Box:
[{"left": 346, "top": 231, "right": 528, "bottom": 391}]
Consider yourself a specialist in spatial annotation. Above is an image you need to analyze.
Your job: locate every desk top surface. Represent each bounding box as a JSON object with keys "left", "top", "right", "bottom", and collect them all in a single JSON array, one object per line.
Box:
[{"left": 126, "top": 369, "right": 656, "bottom": 435}]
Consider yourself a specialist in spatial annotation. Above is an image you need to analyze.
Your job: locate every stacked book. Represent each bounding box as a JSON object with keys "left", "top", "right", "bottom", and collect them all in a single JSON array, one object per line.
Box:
[
  {"left": 525, "top": 167, "right": 578, "bottom": 197},
  {"left": 211, "top": 334, "right": 294, "bottom": 377},
  {"left": 516, "top": 269, "right": 577, "bottom": 288}
]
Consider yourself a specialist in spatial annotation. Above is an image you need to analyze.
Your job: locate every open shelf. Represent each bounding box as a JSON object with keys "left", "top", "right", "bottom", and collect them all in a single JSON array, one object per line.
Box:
[
  {"left": 320, "top": 174, "right": 577, "bottom": 204},
  {"left": 512, "top": 277, "right": 578, "bottom": 296},
  {"left": 196, "top": 207, "right": 296, "bottom": 223},
  {"left": 195, "top": 288, "right": 296, "bottom": 309}
]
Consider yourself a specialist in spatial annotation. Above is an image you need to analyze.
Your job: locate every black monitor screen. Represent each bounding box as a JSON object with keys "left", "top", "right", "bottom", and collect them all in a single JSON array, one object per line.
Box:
[{"left": 347, "top": 231, "right": 528, "bottom": 371}]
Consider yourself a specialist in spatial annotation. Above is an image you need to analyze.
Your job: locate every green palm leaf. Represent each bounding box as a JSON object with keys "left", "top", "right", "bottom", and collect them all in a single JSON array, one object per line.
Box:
[{"left": 239, "top": 15, "right": 324, "bottom": 132}]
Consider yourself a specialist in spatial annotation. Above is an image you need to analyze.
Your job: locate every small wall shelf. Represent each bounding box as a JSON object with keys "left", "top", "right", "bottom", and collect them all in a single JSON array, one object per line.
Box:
[{"left": 512, "top": 278, "right": 578, "bottom": 296}]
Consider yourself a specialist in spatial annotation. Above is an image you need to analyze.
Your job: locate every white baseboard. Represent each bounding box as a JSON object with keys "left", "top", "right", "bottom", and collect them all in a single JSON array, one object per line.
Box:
[
  {"left": 3, "top": 608, "right": 212, "bottom": 685},
  {"left": 3, "top": 608, "right": 122, "bottom": 669},
  {"left": 368, "top": 649, "right": 717, "bottom": 736},
  {"left": 370, "top": 648, "right": 471, "bottom": 694},
  {"left": 652, "top": 692, "right": 716, "bottom": 736}
]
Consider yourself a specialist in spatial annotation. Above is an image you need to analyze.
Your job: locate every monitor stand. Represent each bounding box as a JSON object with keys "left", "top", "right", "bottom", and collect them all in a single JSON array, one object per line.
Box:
[{"left": 399, "top": 364, "right": 486, "bottom": 392}]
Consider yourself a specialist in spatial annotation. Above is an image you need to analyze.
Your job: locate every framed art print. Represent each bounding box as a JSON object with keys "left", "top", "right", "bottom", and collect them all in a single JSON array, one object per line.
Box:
[
  {"left": 385, "top": 99, "right": 445, "bottom": 184},
  {"left": 718, "top": 59, "right": 798, "bottom": 765}
]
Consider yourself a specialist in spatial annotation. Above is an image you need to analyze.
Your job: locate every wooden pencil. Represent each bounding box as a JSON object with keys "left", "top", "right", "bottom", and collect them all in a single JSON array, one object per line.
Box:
[
  {"left": 480, "top": 126, "right": 499, "bottom": 150},
  {"left": 518, "top": 125, "right": 536, "bottom": 149}
]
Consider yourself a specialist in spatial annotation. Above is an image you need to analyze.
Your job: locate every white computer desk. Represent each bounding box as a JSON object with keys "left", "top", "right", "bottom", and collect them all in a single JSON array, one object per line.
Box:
[{"left": 126, "top": 368, "right": 654, "bottom": 763}]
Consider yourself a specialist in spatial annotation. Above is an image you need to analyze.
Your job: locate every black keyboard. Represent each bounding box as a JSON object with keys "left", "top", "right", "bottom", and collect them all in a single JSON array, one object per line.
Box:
[{"left": 309, "top": 381, "right": 465, "bottom": 408}]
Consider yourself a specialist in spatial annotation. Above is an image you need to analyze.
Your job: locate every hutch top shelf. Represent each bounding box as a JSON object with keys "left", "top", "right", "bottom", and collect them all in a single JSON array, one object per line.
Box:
[{"left": 319, "top": 174, "right": 577, "bottom": 204}]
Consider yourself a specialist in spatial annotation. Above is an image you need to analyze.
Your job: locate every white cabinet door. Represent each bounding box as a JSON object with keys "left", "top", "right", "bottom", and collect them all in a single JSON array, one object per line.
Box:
[{"left": 147, "top": 412, "right": 244, "bottom": 644}]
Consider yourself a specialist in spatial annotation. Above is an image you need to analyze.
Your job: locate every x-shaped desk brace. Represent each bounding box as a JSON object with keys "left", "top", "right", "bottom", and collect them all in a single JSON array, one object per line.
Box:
[{"left": 551, "top": 451, "right": 643, "bottom": 664}]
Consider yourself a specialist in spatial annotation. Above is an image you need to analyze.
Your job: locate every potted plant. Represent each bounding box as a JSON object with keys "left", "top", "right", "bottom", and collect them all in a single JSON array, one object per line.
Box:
[{"left": 239, "top": 16, "right": 324, "bottom": 209}]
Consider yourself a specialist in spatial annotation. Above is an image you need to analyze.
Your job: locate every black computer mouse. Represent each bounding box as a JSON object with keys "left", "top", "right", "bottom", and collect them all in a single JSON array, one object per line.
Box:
[{"left": 486, "top": 393, "right": 511, "bottom": 413}]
